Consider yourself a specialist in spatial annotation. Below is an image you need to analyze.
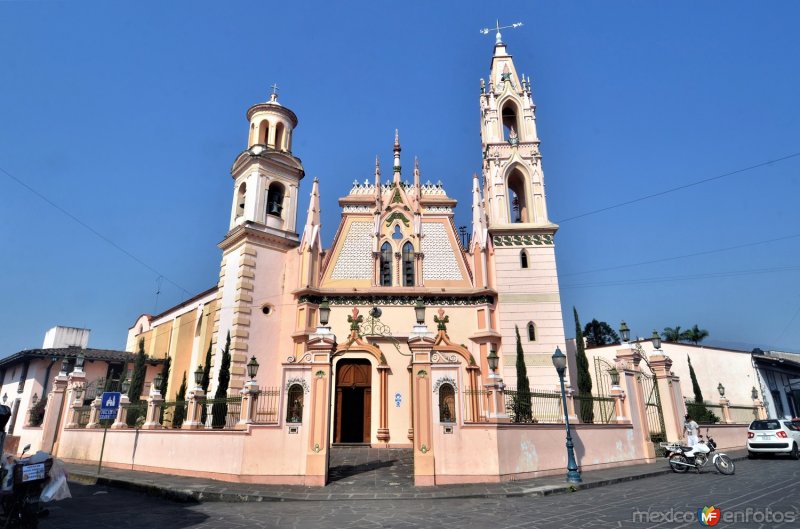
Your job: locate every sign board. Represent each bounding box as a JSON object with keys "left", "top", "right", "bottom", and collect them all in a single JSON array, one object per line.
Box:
[
  {"left": 21, "top": 463, "right": 45, "bottom": 483},
  {"left": 99, "top": 392, "right": 121, "bottom": 421}
]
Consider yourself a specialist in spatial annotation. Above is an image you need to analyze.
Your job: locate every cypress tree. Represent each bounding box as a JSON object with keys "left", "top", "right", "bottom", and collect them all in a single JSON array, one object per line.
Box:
[
  {"left": 211, "top": 332, "right": 231, "bottom": 428},
  {"left": 126, "top": 338, "right": 147, "bottom": 426},
  {"left": 173, "top": 371, "right": 187, "bottom": 428},
  {"left": 129, "top": 339, "right": 147, "bottom": 403},
  {"left": 574, "top": 307, "right": 594, "bottom": 422},
  {"left": 200, "top": 342, "right": 212, "bottom": 424},
  {"left": 686, "top": 354, "right": 718, "bottom": 423},
  {"left": 158, "top": 355, "right": 171, "bottom": 424},
  {"left": 513, "top": 325, "right": 532, "bottom": 422},
  {"left": 688, "top": 355, "right": 703, "bottom": 403}
]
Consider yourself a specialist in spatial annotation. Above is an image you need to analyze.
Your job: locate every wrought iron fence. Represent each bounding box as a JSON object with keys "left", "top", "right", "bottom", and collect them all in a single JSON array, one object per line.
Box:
[
  {"left": 728, "top": 404, "right": 759, "bottom": 425},
  {"left": 253, "top": 388, "right": 280, "bottom": 424},
  {"left": 685, "top": 401, "right": 722, "bottom": 424},
  {"left": 122, "top": 402, "right": 149, "bottom": 427},
  {"left": 75, "top": 406, "right": 92, "bottom": 428},
  {"left": 159, "top": 400, "right": 188, "bottom": 429},
  {"left": 504, "top": 388, "right": 564, "bottom": 424},
  {"left": 204, "top": 396, "right": 242, "bottom": 429},
  {"left": 572, "top": 394, "right": 615, "bottom": 424},
  {"left": 462, "top": 388, "right": 489, "bottom": 423}
]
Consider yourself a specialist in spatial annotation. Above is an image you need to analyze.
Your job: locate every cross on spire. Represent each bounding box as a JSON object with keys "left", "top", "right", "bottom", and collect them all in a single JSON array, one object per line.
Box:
[
  {"left": 269, "top": 83, "right": 279, "bottom": 102},
  {"left": 479, "top": 20, "right": 523, "bottom": 45}
]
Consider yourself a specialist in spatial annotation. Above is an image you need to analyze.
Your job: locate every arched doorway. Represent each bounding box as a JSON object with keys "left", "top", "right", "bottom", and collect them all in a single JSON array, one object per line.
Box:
[{"left": 334, "top": 359, "right": 372, "bottom": 444}]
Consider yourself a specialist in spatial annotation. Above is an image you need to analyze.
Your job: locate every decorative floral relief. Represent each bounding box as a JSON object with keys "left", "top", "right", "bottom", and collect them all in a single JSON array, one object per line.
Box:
[
  {"left": 285, "top": 377, "right": 310, "bottom": 394},
  {"left": 432, "top": 376, "right": 458, "bottom": 393}
]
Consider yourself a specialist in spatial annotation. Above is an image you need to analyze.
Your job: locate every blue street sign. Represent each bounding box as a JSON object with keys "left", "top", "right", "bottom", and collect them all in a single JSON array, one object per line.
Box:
[{"left": 99, "top": 392, "right": 121, "bottom": 421}]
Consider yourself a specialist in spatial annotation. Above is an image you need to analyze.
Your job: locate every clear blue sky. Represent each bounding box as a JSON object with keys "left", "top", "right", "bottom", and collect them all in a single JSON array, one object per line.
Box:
[{"left": 1, "top": 1, "right": 799, "bottom": 355}]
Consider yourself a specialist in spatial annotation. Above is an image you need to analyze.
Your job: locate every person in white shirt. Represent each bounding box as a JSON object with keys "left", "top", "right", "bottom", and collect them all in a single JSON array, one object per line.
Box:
[{"left": 683, "top": 414, "right": 699, "bottom": 447}]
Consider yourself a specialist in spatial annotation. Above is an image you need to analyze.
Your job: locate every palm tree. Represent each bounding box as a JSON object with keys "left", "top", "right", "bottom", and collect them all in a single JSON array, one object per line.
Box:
[
  {"left": 662, "top": 325, "right": 689, "bottom": 343},
  {"left": 685, "top": 324, "right": 709, "bottom": 345}
]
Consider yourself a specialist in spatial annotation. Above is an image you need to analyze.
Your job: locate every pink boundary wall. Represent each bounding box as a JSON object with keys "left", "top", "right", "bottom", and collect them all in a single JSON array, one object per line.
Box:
[
  {"left": 433, "top": 423, "right": 650, "bottom": 485},
  {"left": 702, "top": 424, "right": 748, "bottom": 451},
  {"left": 56, "top": 424, "right": 317, "bottom": 485}
]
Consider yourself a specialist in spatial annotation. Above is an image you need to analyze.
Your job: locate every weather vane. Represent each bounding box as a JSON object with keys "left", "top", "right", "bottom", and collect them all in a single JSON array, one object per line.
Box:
[{"left": 479, "top": 20, "right": 523, "bottom": 45}]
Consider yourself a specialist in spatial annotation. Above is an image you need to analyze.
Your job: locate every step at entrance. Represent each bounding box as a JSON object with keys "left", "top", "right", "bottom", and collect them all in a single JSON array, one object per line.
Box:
[{"left": 328, "top": 446, "right": 413, "bottom": 487}]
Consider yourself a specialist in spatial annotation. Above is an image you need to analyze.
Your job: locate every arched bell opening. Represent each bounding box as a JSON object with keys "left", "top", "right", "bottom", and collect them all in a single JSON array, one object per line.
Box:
[{"left": 507, "top": 168, "right": 529, "bottom": 223}]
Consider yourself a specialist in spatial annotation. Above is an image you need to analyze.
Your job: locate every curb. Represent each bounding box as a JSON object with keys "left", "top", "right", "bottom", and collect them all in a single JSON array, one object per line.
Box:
[{"left": 67, "top": 454, "right": 747, "bottom": 503}]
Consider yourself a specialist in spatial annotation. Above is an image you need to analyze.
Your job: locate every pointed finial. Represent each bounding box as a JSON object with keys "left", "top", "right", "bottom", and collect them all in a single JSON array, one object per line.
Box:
[
  {"left": 413, "top": 156, "right": 420, "bottom": 187},
  {"left": 495, "top": 19, "right": 502, "bottom": 45},
  {"left": 393, "top": 130, "right": 401, "bottom": 181}
]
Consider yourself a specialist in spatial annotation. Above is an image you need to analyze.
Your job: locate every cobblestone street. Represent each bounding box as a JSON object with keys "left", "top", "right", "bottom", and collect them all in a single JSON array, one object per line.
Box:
[{"left": 41, "top": 458, "right": 800, "bottom": 529}]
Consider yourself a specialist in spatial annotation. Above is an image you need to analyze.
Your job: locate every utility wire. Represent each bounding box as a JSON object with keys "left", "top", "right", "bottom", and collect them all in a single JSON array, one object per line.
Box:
[
  {"left": 0, "top": 165, "right": 191, "bottom": 296},
  {"left": 555, "top": 151, "right": 800, "bottom": 223},
  {"left": 561, "top": 264, "right": 800, "bottom": 289},
  {"left": 561, "top": 232, "right": 800, "bottom": 277}
]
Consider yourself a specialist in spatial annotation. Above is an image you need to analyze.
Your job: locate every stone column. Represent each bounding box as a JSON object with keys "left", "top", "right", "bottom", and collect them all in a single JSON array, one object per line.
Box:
[
  {"left": 614, "top": 347, "right": 656, "bottom": 460},
  {"left": 609, "top": 385, "right": 629, "bottom": 424},
  {"left": 182, "top": 388, "right": 206, "bottom": 429},
  {"left": 85, "top": 396, "right": 103, "bottom": 429},
  {"left": 304, "top": 329, "right": 335, "bottom": 486},
  {"left": 564, "top": 385, "right": 578, "bottom": 423},
  {"left": 40, "top": 374, "right": 69, "bottom": 453},
  {"left": 236, "top": 380, "right": 259, "bottom": 429},
  {"left": 466, "top": 365, "right": 480, "bottom": 422},
  {"left": 377, "top": 364, "right": 390, "bottom": 443},
  {"left": 141, "top": 385, "right": 164, "bottom": 430},
  {"left": 719, "top": 398, "right": 732, "bottom": 424},
  {"left": 111, "top": 394, "right": 130, "bottom": 429},
  {"left": 63, "top": 371, "right": 87, "bottom": 429},
  {"left": 754, "top": 399, "right": 767, "bottom": 420},
  {"left": 648, "top": 353, "right": 682, "bottom": 442},
  {"left": 483, "top": 377, "right": 509, "bottom": 422},
  {"left": 409, "top": 334, "right": 435, "bottom": 486}
]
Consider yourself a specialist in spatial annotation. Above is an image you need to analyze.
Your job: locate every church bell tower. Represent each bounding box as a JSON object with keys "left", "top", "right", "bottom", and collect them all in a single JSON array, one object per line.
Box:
[
  {"left": 211, "top": 88, "right": 305, "bottom": 394},
  {"left": 478, "top": 33, "right": 568, "bottom": 387}
]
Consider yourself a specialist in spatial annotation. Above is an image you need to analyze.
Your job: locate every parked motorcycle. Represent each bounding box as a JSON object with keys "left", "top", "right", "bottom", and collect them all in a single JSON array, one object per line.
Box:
[
  {"left": 661, "top": 433, "right": 735, "bottom": 475},
  {"left": 0, "top": 444, "right": 55, "bottom": 529}
]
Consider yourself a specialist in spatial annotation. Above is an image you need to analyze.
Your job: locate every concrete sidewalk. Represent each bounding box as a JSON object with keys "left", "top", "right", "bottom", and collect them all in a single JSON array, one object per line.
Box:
[{"left": 66, "top": 449, "right": 747, "bottom": 503}]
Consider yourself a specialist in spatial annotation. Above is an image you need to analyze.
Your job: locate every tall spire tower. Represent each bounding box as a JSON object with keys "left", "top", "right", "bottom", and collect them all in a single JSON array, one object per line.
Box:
[{"left": 476, "top": 34, "right": 568, "bottom": 387}]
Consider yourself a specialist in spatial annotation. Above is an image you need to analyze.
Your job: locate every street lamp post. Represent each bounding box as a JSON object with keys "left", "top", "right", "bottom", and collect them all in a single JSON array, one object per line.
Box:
[
  {"left": 651, "top": 330, "right": 662, "bottom": 351},
  {"left": 552, "top": 347, "right": 581, "bottom": 484},
  {"left": 619, "top": 321, "right": 630, "bottom": 344}
]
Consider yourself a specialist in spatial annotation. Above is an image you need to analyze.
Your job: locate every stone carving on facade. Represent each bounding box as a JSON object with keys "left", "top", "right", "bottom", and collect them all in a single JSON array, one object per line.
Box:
[
  {"left": 491, "top": 234, "right": 554, "bottom": 247},
  {"left": 330, "top": 221, "right": 373, "bottom": 279},
  {"left": 421, "top": 223, "right": 463, "bottom": 281},
  {"left": 432, "top": 375, "right": 458, "bottom": 393}
]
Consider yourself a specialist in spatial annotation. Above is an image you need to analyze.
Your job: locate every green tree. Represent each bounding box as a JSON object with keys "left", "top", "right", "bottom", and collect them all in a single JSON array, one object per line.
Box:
[
  {"left": 583, "top": 319, "right": 621, "bottom": 348},
  {"left": 512, "top": 325, "right": 532, "bottom": 423},
  {"left": 126, "top": 338, "right": 148, "bottom": 426},
  {"left": 685, "top": 324, "right": 709, "bottom": 345},
  {"left": 574, "top": 308, "right": 594, "bottom": 423},
  {"left": 685, "top": 354, "right": 719, "bottom": 424},
  {"left": 200, "top": 342, "right": 212, "bottom": 424},
  {"left": 688, "top": 355, "right": 703, "bottom": 403},
  {"left": 172, "top": 371, "right": 187, "bottom": 428},
  {"left": 662, "top": 326, "right": 690, "bottom": 343},
  {"left": 211, "top": 332, "right": 231, "bottom": 429},
  {"left": 158, "top": 355, "right": 172, "bottom": 424}
]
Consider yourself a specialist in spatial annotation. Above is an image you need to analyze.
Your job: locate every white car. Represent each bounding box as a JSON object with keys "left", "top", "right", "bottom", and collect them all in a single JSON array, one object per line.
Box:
[{"left": 747, "top": 419, "right": 800, "bottom": 459}]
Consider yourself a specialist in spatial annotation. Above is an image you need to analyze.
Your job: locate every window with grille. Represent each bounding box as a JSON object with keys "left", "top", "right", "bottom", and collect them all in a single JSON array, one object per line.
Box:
[
  {"left": 380, "top": 242, "right": 392, "bottom": 286},
  {"left": 402, "top": 242, "right": 414, "bottom": 286},
  {"left": 439, "top": 383, "right": 456, "bottom": 423},
  {"left": 286, "top": 384, "right": 304, "bottom": 423}
]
